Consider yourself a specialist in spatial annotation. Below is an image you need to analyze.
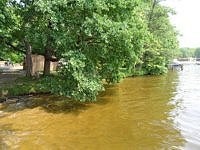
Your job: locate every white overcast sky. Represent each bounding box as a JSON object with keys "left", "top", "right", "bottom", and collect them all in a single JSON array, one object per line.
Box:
[{"left": 162, "top": 0, "right": 200, "bottom": 48}]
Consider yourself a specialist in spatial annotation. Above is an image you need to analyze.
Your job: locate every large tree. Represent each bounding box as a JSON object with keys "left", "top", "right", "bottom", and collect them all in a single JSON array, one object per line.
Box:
[
  {"left": 141, "top": 0, "right": 179, "bottom": 74},
  {"left": 43, "top": 0, "right": 148, "bottom": 100},
  {"left": 1, "top": 0, "right": 59, "bottom": 76},
  {"left": 1, "top": 0, "right": 179, "bottom": 101}
]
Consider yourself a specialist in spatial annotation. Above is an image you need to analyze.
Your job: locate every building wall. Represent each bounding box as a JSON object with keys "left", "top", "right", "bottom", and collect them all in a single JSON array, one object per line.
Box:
[
  {"left": 24, "top": 55, "right": 58, "bottom": 75},
  {"left": 32, "top": 55, "right": 44, "bottom": 74}
]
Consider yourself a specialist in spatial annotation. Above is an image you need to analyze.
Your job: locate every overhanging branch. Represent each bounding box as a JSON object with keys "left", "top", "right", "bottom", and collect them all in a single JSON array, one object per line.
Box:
[{"left": 0, "top": 35, "right": 25, "bottom": 54}]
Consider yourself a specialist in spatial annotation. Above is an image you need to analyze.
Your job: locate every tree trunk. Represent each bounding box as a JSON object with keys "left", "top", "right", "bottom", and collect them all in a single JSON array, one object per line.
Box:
[
  {"left": 43, "top": 60, "right": 51, "bottom": 75},
  {"left": 43, "top": 47, "right": 51, "bottom": 76},
  {"left": 43, "top": 21, "right": 55, "bottom": 76},
  {"left": 24, "top": 40, "right": 33, "bottom": 77}
]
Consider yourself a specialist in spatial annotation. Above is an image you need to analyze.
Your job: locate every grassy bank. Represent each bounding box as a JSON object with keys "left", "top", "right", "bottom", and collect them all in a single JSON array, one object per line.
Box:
[{"left": 0, "top": 76, "right": 51, "bottom": 98}]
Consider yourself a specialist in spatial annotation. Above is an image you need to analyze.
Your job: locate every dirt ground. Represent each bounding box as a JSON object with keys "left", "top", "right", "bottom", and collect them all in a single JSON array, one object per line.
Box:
[{"left": 0, "top": 64, "right": 24, "bottom": 87}]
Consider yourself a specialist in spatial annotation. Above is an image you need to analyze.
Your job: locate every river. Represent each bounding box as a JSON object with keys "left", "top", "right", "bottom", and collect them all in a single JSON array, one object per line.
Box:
[{"left": 0, "top": 65, "right": 200, "bottom": 149}]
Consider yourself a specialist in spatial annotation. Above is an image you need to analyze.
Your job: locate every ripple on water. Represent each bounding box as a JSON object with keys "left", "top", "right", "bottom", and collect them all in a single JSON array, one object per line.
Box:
[
  {"left": 0, "top": 65, "right": 200, "bottom": 149},
  {"left": 171, "top": 65, "right": 200, "bottom": 149}
]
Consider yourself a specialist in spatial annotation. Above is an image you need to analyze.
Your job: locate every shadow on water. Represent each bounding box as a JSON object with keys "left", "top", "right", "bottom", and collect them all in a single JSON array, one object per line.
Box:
[
  {"left": 0, "top": 85, "right": 119, "bottom": 149},
  {"left": 0, "top": 84, "right": 116, "bottom": 115},
  {"left": 0, "top": 95, "right": 92, "bottom": 115}
]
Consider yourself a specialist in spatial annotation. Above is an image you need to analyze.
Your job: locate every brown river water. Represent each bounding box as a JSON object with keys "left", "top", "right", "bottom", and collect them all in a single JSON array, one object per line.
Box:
[{"left": 0, "top": 65, "right": 200, "bottom": 149}]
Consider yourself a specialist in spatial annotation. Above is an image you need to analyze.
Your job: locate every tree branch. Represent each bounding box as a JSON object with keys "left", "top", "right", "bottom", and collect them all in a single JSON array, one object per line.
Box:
[{"left": 0, "top": 35, "right": 26, "bottom": 54}]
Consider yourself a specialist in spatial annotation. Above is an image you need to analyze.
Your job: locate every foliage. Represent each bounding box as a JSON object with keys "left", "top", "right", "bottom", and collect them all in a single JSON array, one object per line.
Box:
[
  {"left": 0, "top": 0, "right": 179, "bottom": 101},
  {"left": 0, "top": 0, "right": 22, "bottom": 51},
  {"left": 28, "top": 0, "right": 149, "bottom": 101},
  {"left": 176, "top": 48, "right": 195, "bottom": 58},
  {"left": 142, "top": 0, "right": 178, "bottom": 74},
  {"left": 0, "top": 50, "right": 23, "bottom": 63},
  {"left": 194, "top": 48, "right": 200, "bottom": 58}
]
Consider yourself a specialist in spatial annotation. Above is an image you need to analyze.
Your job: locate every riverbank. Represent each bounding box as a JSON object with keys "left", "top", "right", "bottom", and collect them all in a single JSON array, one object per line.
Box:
[
  {"left": 0, "top": 75, "right": 51, "bottom": 98},
  {"left": 0, "top": 65, "right": 48, "bottom": 102}
]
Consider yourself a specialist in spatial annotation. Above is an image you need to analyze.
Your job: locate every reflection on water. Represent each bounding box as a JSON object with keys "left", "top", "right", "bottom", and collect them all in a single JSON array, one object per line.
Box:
[
  {"left": 0, "top": 65, "right": 199, "bottom": 149},
  {"left": 172, "top": 65, "right": 200, "bottom": 150}
]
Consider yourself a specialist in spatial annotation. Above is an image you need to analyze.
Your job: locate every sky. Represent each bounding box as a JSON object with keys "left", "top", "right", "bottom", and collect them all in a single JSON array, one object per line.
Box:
[{"left": 162, "top": 0, "right": 200, "bottom": 48}]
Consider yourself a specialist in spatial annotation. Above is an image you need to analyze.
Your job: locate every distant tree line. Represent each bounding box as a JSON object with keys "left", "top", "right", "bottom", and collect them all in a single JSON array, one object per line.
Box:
[{"left": 176, "top": 48, "right": 200, "bottom": 58}]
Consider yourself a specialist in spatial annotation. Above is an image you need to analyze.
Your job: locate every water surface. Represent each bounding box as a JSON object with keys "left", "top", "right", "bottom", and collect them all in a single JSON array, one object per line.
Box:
[{"left": 0, "top": 65, "right": 200, "bottom": 149}]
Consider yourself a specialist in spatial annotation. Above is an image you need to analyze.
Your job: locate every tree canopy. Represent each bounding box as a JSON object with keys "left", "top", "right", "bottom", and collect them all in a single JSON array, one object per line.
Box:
[{"left": 0, "top": 0, "right": 179, "bottom": 101}]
